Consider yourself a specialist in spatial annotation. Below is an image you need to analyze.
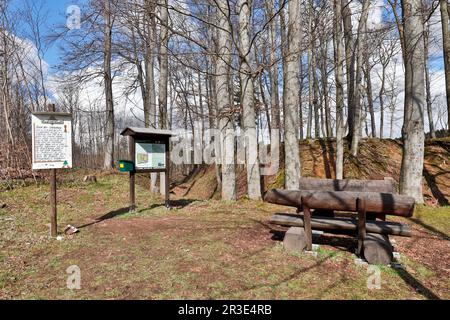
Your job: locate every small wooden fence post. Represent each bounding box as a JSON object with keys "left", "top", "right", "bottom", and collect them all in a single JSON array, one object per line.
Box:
[
  {"left": 301, "top": 196, "right": 313, "bottom": 251},
  {"left": 357, "top": 197, "right": 367, "bottom": 256}
]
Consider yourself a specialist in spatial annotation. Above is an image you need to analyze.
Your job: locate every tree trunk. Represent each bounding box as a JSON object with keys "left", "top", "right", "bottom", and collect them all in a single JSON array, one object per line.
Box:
[
  {"left": 399, "top": 0, "right": 425, "bottom": 203},
  {"left": 363, "top": 53, "right": 376, "bottom": 138},
  {"left": 306, "top": 5, "right": 313, "bottom": 140},
  {"left": 267, "top": 0, "right": 281, "bottom": 143},
  {"left": 423, "top": 14, "right": 435, "bottom": 138},
  {"left": 390, "top": 109, "right": 395, "bottom": 139},
  {"left": 307, "top": 44, "right": 313, "bottom": 139},
  {"left": 313, "top": 53, "right": 320, "bottom": 139},
  {"left": 130, "top": 25, "right": 147, "bottom": 123},
  {"left": 284, "top": 0, "right": 302, "bottom": 189},
  {"left": 280, "top": 3, "right": 288, "bottom": 134},
  {"left": 257, "top": 69, "right": 271, "bottom": 134},
  {"left": 440, "top": 0, "right": 450, "bottom": 132},
  {"left": 103, "top": 0, "right": 115, "bottom": 170},
  {"left": 216, "top": 0, "right": 236, "bottom": 200},
  {"left": 341, "top": 0, "right": 355, "bottom": 145},
  {"left": 333, "top": 0, "right": 345, "bottom": 179},
  {"left": 145, "top": 0, "right": 158, "bottom": 192},
  {"left": 158, "top": 0, "right": 169, "bottom": 195},
  {"left": 350, "top": 0, "right": 370, "bottom": 156},
  {"left": 239, "top": 0, "right": 261, "bottom": 200},
  {"left": 299, "top": 63, "right": 304, "bottom": 140},
  {"left": 379, "top": 65, "right": 386, "bottom": 139},
  {"left": 145, "top": 0, "right": 157, "bottom": 128},
  {"left": 158, "top": 0, "right": 169, "bottom": 129},
  {"left": 321, "top": 37, "right": 332, "bottom": 138}
]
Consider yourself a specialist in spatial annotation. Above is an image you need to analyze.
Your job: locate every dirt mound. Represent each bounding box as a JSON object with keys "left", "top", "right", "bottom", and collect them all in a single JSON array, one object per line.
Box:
[
  {"left": 172, "top": 165, "right": 219, "bottom": 200},
  {"left": 175, "top": 138, "right": 450, "bottom": 206}
]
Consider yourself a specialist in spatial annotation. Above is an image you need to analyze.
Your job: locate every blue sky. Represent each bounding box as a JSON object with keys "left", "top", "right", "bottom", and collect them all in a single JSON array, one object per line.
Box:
[
  {"left": 10, "top": 0, "right": 76, "bottom": 70},
  {"left": 42, "top": 0, "right": 74, "bottom": 68}
]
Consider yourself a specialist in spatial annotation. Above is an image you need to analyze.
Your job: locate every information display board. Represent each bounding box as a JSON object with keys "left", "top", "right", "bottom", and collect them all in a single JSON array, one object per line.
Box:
[
  {"left": 135, "top": 141, "right": 166, "bottom": 170},
  {"left": 32, "top": 113, "right": 72, "bottom": 170}
]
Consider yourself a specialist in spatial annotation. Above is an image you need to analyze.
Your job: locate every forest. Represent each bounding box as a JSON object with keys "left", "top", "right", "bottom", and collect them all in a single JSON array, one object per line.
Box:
[{"left": 0, "top": 0, "right": 448, "bottom": 203}]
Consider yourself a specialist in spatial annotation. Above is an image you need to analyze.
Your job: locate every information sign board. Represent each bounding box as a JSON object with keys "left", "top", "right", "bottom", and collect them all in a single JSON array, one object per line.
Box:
[
  {"left": 135, "top": 142, "right": 166, "bottom": 170},
  {"left": 32, "top": 113, "right": 72, "bottom": 170}
]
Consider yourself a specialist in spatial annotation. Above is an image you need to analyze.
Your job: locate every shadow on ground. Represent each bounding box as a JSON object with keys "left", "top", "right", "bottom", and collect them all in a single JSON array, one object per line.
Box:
[
  {"left": 262, "top": 217, "right": 444, "bottom": 300},
  {"left": 423, "top": 167, "right": 449, "bottom": 206},
  {"left": 137, "top": 198, "right": 199, "bottom": 211},
  {"left": 409, "top": 217, "right": 450, "bottom": 241},
  {"left": 394, "top": 267, "right": 441, "bottom": 300},
  {"left": 77, "top": 207, "right": 131, "bottom": 229}
]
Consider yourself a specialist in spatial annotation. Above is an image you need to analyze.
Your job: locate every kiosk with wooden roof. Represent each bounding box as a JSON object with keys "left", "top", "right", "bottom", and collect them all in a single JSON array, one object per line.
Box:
[{"left": 120, "top": 127, "right": 176, "bottom": 211}]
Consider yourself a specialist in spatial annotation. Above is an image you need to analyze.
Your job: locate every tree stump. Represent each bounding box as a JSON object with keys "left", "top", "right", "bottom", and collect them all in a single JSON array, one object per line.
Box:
[
  {"left": 283, "top": 227, "right": 307, "bottom": 252},
  {"left": 83, "top": 175, "right": 97, "bottom": 183},
  {"left": 363, "top": 233, "right": 393, "bottom": 265}
]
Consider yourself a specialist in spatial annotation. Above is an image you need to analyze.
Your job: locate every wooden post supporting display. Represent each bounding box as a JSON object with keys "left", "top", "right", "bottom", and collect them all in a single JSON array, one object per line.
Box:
[
  {"left": 129, "top": 136, "right": 136, "bottom": 212},
  {"left": 49, "top": 104, "right": 57, "bottom": 237},
  {"left": 301, "top": 197, "right": 312, "bottom": 251},
  {"left": 165, "top": 137, "right": 170, "bottom": 208},
  {"left": 50, "top": 159, "right": 57, "bottom": 237},
  {"left": 357, "top": 197, "right": 367, "bottom": 256}
]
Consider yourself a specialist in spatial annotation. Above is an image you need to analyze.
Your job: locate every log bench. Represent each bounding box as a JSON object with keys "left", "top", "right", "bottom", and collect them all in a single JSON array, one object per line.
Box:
[{"left": 264, "top": 178, "right": 415, "bottom": 265}]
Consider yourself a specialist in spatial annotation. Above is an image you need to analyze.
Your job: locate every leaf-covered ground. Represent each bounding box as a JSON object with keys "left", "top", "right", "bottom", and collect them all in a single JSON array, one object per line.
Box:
[{"left": 0, "top": 172, "right": 448, "bottom": 299}]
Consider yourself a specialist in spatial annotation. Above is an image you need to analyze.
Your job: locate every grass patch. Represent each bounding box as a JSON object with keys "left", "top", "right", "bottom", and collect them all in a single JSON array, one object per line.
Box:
[
  {"left": 411, "top": 205, "right": 450, "bottom": 237},
  {"left": 0, "top": 171, "right": 448, "bottom": 299}
]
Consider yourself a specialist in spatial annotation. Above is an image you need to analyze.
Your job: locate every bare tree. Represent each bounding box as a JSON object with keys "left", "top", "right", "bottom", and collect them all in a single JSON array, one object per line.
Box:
[
  {"left": 342, "top": 0, "right": 355, "bottom": 145},
  {"left": 423, "top": 1, "right": 435, "bottom": 138},
  {"left": 440, "top": 0, "right": 450, "bottom": 131},
  {"left": 103, "top": 0, "right": 115, "bottom": 169},
  {"left": 284, "top": 0, "right": 302, "bottom": 189},
  {"left": 158, "top": 0, "right": 169, "bottom": 129},
  {"left": 144, "top": 0, "right": 157, "bottom": 129},
  {"left": 158, "top": 0, "right": 169, "bottom": 195},
  {"left": 267, "top": 0, "right": 281, "bottom": 143},
  {"left": 363, "top": 47, "right": 376, "bottom": 138},
  {"left": 238, "top": 0, "right": 261, "bottom": 199},
  {"left": 216, "top": 0, "right": 236, "bottom": 200},
  {"left": 399, "top": 0, "right": 426, "bottom": 203},
  {"left": 22, "top": 0, "right": 48, "bottom": 109},
  {"left": 350, "top": 0, "right": 370, "bottom": 156},
  {"left": 376, "top": 35, "right": 400, "bottom": 139},
  {"left": 333, "top": 0, "right": 345, "bottom": 179}
]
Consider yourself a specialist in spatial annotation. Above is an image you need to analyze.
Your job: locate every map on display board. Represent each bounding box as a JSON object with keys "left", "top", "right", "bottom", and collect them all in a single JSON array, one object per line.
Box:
[
  {"left": 135, "top": 142, "right": 166, "bottom": 170},
  {"left": 32, "top": 113, "right": 72, "bottom": 170}
]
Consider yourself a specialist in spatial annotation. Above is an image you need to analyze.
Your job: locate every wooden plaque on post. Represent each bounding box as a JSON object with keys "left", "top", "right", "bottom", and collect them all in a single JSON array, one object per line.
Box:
[{"left": 31, "top": 105, "right": 73, "bottom": 237}]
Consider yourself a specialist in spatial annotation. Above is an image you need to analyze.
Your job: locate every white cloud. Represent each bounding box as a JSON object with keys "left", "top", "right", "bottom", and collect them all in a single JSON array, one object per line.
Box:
[{"left": 368, "top": 0, "right": 383, "bottom": 30}]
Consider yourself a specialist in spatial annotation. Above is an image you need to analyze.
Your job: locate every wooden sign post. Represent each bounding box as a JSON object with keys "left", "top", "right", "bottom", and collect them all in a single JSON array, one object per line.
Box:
[
  {"left": 31, "top": 105, "right": 72, "bottom": 237},
  {"left": 120, "top": 127, "right": 175, "bottom": 211}
]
